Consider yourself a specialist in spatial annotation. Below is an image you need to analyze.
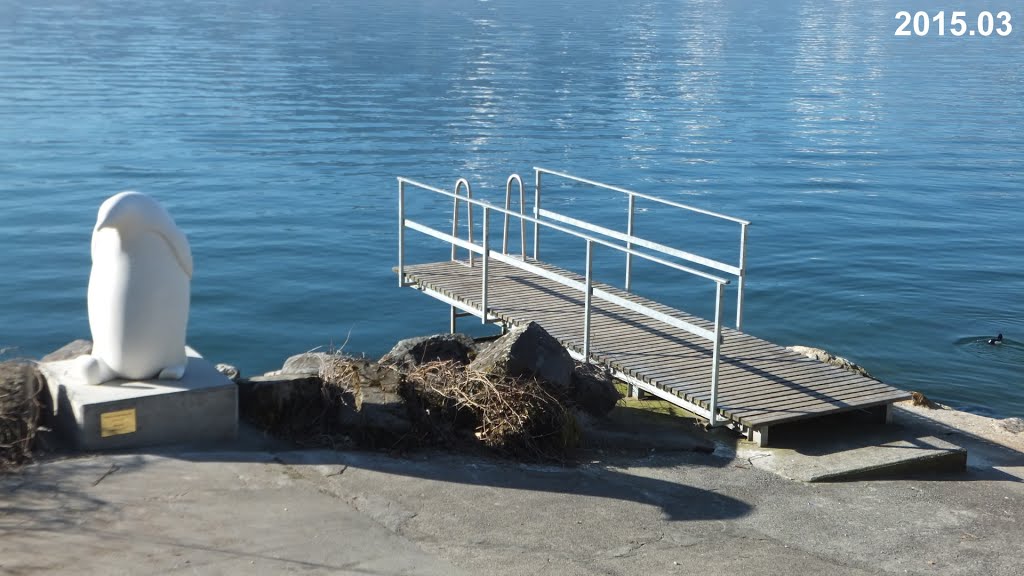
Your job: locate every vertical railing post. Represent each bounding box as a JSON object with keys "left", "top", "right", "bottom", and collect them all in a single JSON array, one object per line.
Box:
[
  {"left": 708, "top": 282, "right": 725, "bottom": 427},
  {"left": 482, "top": 207, "right": 490, "bottom": 324},
  {"left": 398, "top": 179, "right": 405, "bottom": 287},
  {"left": 736, "top": 222, "right": 748, "bottom": 331},
  {"left": 583, "top": 240, "right": 594, "bottom": 363},
  {"left": 533, "top": 169, "right": 542, "bottom": 260},
  {"left": 625, "top": 193, "right": 636, "bottom": 292}
]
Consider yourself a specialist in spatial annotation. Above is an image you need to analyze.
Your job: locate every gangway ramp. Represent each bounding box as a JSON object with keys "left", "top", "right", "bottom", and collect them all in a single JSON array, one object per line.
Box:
[{"left": 396, "top": 169, "right": 910, "bottom": 446}]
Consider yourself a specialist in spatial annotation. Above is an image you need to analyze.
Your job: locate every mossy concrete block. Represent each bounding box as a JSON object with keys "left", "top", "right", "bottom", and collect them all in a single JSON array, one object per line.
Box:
[{"left": 38, "top": 348, "right": 237, "bottom": 451}]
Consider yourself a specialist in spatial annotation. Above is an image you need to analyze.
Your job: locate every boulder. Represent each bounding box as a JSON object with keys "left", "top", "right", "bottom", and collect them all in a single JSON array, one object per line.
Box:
[
  {"left": 284, "top": 352, "right": 401, "bottom": 393},
  {"left": 238, "top": 357, "right": 409, "bottom": 447},
  {"left": 787, "top": 345, "right": 876, "bottom": 380},
  {"left": 469, "top": 322, "right": 573, "bottom": 395},
  {"left": 40, "top": 340, "right": 92, "bottom": 363},
  {"left": 237, "top": 374, "right": 331, "bottom": 438},
  {"left": 361, "top": 359, "right": 403, "bottom": 393},
  {"left": 380, "top": 333, "right": 477, "bottom": 370},
  {"left": 281, "top": 351, "right": 340, "bottom": 376},
  {"left": 0, "top": 360, "right": 45, "bottom": 466},
  {"left": 337, "top": 385, "right": 413, "bottom": 446},
  {"left": 571, "top": 361, "right": 621, "bottom": 417},
  {"left": 471, "top": 336, "right": 499, "bottom": 357},
  {"left": 999, "top": 417, "right": 1024, "bottom": 434}
]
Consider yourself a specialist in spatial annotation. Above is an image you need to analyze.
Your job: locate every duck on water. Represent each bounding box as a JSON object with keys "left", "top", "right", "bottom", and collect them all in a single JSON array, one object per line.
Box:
[{"left": 988, "top": 333, "right": 1004, "bottom": 345}]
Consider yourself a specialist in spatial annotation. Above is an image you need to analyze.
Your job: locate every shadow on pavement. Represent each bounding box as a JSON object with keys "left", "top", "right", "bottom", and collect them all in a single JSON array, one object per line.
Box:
[
  {"left": 186, "top": 447, "right": 751, "bottom": 522},
  {"left": 157, "top": 411, "right": 749, "bottom": 522}
]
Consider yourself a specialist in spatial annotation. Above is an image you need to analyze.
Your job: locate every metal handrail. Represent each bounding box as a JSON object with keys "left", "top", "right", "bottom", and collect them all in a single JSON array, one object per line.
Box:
[
  {"left": 534, "top": 167, "right": 750, "bottom": 330},
  {"left": 451, "top": 178, "right": 473, "bottom": 267},
  {"left": 502, "top": 174, "right": 526, "bottom": 258},
  {"left": 397, "top": 173, "right": 739, "bottom": 426},
  {"left": 535, "top": 167, "right": 750, "bottom": 224},
  {"left": 398, "top": 177, "right": 731, "bottom": 285}
]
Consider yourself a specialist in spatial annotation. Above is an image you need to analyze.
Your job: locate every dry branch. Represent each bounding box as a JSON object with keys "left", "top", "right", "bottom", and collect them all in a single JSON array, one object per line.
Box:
[{"left": 401, "top": 361, "right": 579, "bottom": 462}]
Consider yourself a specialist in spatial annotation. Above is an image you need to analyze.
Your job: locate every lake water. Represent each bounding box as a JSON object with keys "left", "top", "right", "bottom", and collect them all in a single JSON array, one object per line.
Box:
[{"left": 2, "top": 0, "right": 1022, "bottom": 416}]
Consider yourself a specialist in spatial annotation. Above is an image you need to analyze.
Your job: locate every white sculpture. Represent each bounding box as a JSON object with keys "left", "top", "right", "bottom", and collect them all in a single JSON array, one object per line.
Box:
[{"left": 75, "top": 192, "right": 193, "bottom": 385}]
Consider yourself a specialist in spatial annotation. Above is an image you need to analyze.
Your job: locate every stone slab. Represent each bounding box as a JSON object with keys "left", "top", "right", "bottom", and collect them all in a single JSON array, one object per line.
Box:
[
  {"left": 742, "top": 435, "right": 967, "bottom": 482},
  {"left": 38, "top": 347, "right": 237, "bottom": 451},
  {"left": 728, "top": 409, "right": 968, "bottom": 482}
]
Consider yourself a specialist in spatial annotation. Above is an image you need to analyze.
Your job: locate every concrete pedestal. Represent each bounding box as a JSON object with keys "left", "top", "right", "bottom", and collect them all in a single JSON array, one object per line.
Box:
[{"left": 39, "top": 348, "right": 237, "bottom": 451}]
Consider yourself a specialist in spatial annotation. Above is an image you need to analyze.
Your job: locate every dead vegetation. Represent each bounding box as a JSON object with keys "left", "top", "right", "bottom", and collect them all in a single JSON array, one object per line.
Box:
[
  {"left": 1, "top": 362, "right": 42, "bottom": 472},
  {"left": 911, "top": 391, "right": 938, "bottom": 408},
  {"left": 400, "top": 361, "right": 580, "bottom": 462}
]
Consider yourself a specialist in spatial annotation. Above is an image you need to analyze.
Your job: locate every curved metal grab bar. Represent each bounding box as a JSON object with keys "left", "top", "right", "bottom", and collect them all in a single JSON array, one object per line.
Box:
[
  {"left": 502, "top": 174, "right": 526, "bottom": 258},
  {"left": 451, "top": 178, "right": 474, "bottom": 266}
]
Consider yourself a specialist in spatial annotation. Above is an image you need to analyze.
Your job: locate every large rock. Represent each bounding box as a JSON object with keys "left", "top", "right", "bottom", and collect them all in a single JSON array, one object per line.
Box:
[
  {"left": 237, "top": 374, "right": 343, "bottom": 439},
  {"left": 281, "top": 351, "right": 341, "bottom": 376},
  {"left": 380, "top": 333, "right": 477, "bottom": 370},
  {"left": 787, "top": 345, "right": 876, "bottom": 380},
  {"left": 238, "top": 357, "right": 410, "bottom": 446},
  {"left": 571, "top": 361, "right": 621, "bottom": 417},
  {"left": 0, "top": 360, "right": 44, "bottom": 466},
  {"left": 283, "top": 353, "right": 402, "bottom": 393},
  {"left": 40, "top": 340, "right": 92, "bottom": 363},
  {"left": 1000, "top": 417, "right": 1024, "bottom": 434},
  {"left": 338, "top": 385, "right": 413, "bottom": 447},
  {"left": 469, "top": 322, "right": 573, "bottom": 394}
]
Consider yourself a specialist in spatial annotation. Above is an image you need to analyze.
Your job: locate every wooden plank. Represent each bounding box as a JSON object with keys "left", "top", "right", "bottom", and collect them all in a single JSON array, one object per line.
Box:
[
  {"left": 742, "top": 392, "right": 912, "bottom": 427},
  {"left": 733, "top": 387, "right": 912, "bottom": 421},
  {"left": 401, "top": 260, "right": 910, "bottom": 430},
  {"left": 691, "top": 371, "right": 877, "bottom": 402},
  {"left": 720, "top": 381, "right": 903, "bottom": 417}
]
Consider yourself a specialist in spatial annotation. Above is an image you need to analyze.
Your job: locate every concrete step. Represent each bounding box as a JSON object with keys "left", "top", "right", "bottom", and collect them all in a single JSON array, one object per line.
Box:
[{"left": 730, "top": 408, "right": 968, "bottom": 482}]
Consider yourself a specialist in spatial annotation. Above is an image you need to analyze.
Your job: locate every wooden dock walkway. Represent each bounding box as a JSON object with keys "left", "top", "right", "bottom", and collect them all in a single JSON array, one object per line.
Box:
[
  {"left": 401, "top": 258, "right": 911, "bottom": 446},
  {"left": 396, "top": 168, "right": 910, "bottom": 446}
]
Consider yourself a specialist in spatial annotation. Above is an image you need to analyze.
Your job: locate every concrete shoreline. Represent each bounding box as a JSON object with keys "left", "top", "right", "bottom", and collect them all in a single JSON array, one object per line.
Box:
[{"left": 3, "top": 396, "right": 1024, "bottom": 575}]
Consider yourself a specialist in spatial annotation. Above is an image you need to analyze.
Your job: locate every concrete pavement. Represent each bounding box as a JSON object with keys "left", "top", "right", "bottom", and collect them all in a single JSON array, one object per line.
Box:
[{"left": 3, "top": 404, "right": 1024, "bottom": 576}]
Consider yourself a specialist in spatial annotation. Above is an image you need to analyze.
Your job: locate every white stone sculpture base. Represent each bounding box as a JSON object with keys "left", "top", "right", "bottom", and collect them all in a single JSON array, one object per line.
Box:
[{"left": 38, "top": 347, "right": 237, "bottom": 451}]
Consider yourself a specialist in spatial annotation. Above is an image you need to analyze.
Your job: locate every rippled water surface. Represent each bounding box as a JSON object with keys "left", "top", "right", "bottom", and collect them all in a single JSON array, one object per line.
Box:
[{"left": 2, "top": 0, "right": 1022, "bottom": 415}]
